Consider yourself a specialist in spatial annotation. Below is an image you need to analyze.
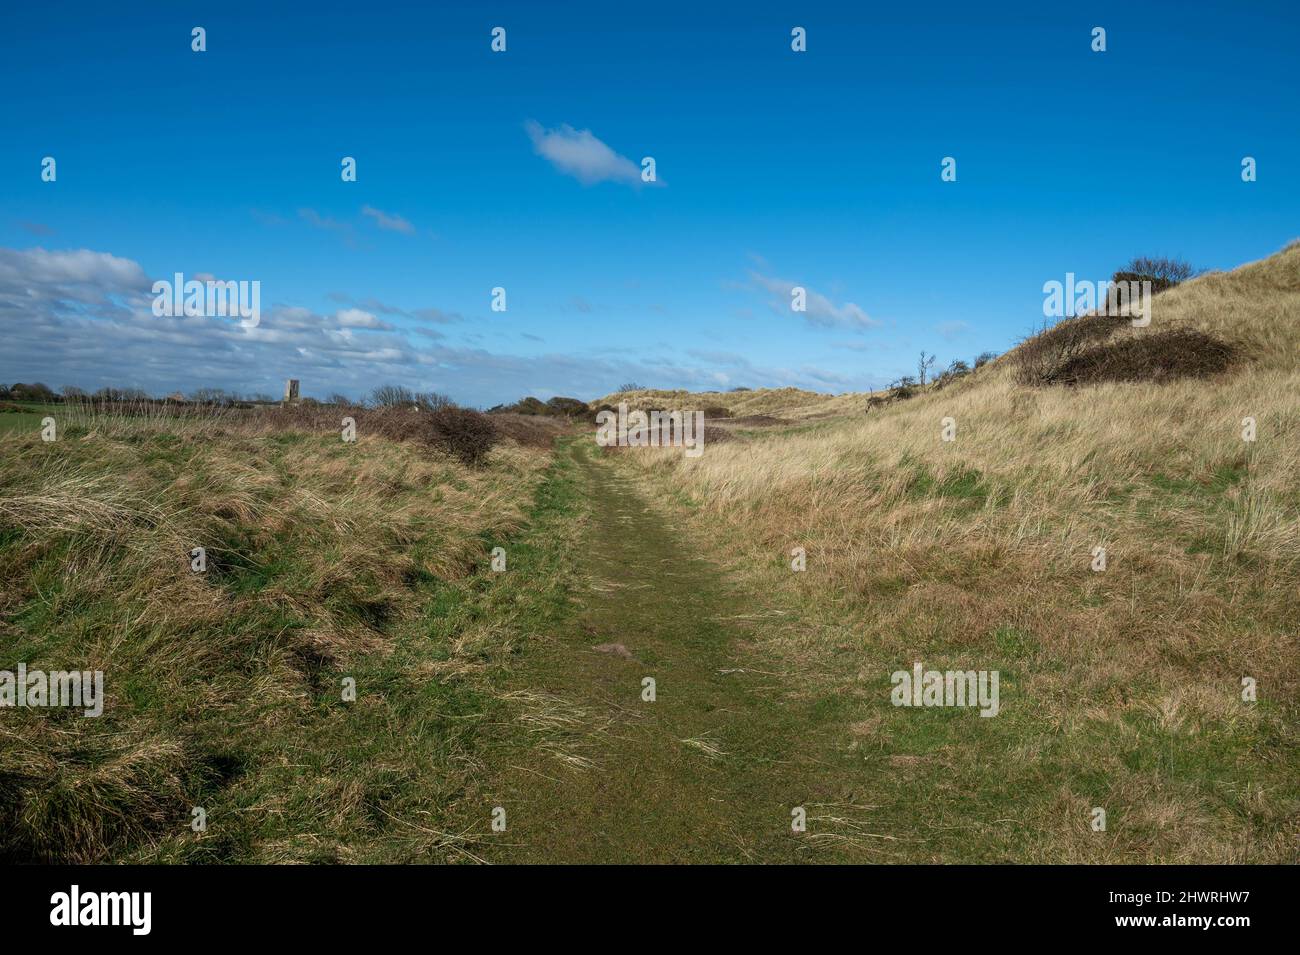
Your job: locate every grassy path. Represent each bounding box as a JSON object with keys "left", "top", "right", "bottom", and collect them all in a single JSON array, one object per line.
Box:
[{"left": 460, "top": 439, "right": 866, "bottom": 864}]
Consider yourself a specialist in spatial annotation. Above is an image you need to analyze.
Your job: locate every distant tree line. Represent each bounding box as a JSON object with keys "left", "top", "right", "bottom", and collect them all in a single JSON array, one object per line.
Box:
[
  {"left": 1, "top": 381, "right": 480, "bottom": 410},
  {"left": 1, "top": 382, "right": 274, "bottom": 406},
  {"left": 487, "top": 395, "right": 589, "bottom": 418},
  {"left": 362, "top": 385, "right": 455, "bottom": 410}
]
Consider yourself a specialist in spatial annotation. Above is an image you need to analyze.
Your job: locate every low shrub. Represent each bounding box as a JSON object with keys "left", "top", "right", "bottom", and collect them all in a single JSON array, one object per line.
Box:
[
  {"left": 1108, "top": 257, "right": 1197, "bottom": 303},
  {"left": 493, "top": 396, "right": 548, "bottom": 416},
  {"left": 544, "top": 396, "right": 589, "bottom": 418},
  {"left": 253, "top": 404, "right": 501, "bottom": 465},
  {"left": 418, "top": 406, "right": 498, "bottom": 465},
  {"left": 932, "top": 360, "right": 971, "bottom": 388},
  {"left": 1014, "top": 311, "right": 1236, "bottom": 387},
  {"left": 866, "top": 378, "right": 921, "bottom": 413},
  {"left": 1014, "top": 313, "right": 1130, "bottom": 385},
  {"left": 488, "top": 395, "right": 586, "bottom": 417},
  {"left": 1044, "top": 328, "right": 1236, "bottom": 386}
]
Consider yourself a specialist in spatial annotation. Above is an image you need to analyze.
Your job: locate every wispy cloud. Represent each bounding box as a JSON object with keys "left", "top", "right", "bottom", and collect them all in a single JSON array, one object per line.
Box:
[
  {"left": 525, "top": 120, "right": 647, "bottom": 187},
  {"left": 748, "top": 270, "right": 877, "bottom": 330},
  {"left": 298, "top": 207, "right": 357, "bottom": 246},
  {"left": 249, "top": 208, "right": 286, "bottom": 227},
  {"left": 937, "top": 319, "right": 969, "bottom": 341},
  {"left": 410, "top": 307, "right": 461, "bottom": 324},
  {"left": 360, "top": 205, "right": 415, "bottom": 235},
  {"left": 298, "top": 208, "right": 345, "bottom": 232},
  {"left": 328, "top": 291, "right": 463, "bottom": 325},
  {"left": 0, "top": 246, "right": 881, "bottom": 405},
  {"left": 335, "top": 307, "right": 391, "bottom": 329}
]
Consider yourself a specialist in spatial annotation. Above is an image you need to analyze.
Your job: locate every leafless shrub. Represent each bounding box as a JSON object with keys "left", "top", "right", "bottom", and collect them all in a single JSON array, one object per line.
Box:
[
  {"left": 1014, "top": 313, "right": 1130, "bottom": 385},
  {"left": 418, "top": 406, "right": 498, "bottom": 465},
  {"left": 1014, "top": 306, "right": 1236, "bottom": 386},
  {"left": 1045, "top": 328, "right": 1237, "bottom": 386},
  {"left": 1119, "top": 256, "right": 1196, "bottom": 286},
  {"left": 1110, "top": 256, "right": 1198, "bottom": 299}
]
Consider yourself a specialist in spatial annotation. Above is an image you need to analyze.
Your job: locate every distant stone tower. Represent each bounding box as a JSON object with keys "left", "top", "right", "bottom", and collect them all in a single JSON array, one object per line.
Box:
[{"left": 283, "top": 379, "right": 300, "bottom": 404}]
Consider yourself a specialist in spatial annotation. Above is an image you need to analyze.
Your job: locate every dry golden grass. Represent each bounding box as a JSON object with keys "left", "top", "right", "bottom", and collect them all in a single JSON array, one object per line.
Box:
[
  {"left": 612, "top": 241, "right": 1300, "bottom": 862},
  {"left": 0, "top": 410, "right": 554, "bottom": 863},
  {"left": 593, "top": 385, "right": 867, "bottom": 420}
]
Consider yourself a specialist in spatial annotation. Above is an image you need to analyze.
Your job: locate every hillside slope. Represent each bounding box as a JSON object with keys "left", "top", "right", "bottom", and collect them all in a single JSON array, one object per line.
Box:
[
  {"left": 592, "top": 385, "right": 867, "bottom": 420},
  {"left": 613, "top": 242, "right": 1300, "bottom": 861}
]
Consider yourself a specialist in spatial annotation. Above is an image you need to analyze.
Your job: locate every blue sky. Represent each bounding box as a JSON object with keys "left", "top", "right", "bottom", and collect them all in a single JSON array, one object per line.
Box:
[{"left": 2, "top": 0, "right": 1297, "bottom": 405}]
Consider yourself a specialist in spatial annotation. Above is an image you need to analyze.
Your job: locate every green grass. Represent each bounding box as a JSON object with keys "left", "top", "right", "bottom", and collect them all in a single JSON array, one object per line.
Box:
[
  {"left": 5, "top": 410, "right": 1294, "bottom": 863},
  {"left": 0, "top": 400, "right": 60, "bottom": 434},
  {"left": 0, "top": 420, "right": 558, "bottom": 863},
  {"left": 900, "top": 460, "right": 1013, "bottom": 512}
]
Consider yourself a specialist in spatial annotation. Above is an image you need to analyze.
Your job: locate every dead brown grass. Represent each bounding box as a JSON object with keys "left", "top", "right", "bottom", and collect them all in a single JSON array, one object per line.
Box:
[
  {"left": 610, "top": 240, "right": 1300, "bottom": 862},
  {"left": 0, "top": 406, "right": 554, "bottom": 862}
]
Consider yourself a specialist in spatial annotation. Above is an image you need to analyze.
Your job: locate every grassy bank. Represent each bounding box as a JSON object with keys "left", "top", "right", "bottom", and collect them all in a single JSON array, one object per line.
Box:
[
  {"left": 611, "top": 244, "right": 1300, "bottom": 861},
  {"left": 0, "top": 408, "right": 563, "bottom": 862}
]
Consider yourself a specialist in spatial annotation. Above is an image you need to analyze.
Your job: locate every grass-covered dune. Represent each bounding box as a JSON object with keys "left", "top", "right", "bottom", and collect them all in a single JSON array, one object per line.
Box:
[
  {"left": 613, "top": 243, "right": 1300, "bottom": 862},
  {"left": 593, "top": 385, "right": 866, "bottom": 421},
  {"left": 0, "top": 405, "right": 560, "bottom": 862}
]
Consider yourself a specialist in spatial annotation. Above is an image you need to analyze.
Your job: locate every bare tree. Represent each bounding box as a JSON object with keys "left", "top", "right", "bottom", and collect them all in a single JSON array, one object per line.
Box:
[
  {"left": 414, "top": 391, "right": 453, "bottom": 411},
  {"left": 369, "top": 384, "right": 414, "bottom": 407},
  {"left": 917, "top": 351, "right": 936, "bottom": 385},
  {"left": 189, "top": 387, "right": 231, "bottom": 405}
]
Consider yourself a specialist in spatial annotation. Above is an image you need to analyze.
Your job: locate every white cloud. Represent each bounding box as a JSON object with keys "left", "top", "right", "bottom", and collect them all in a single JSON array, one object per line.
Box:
[
  {"left": 0, "top": 247, "right": 147, "bottom": 292},
  {"left": 525, "top": 120, "right": 643, "bottom": 186},
  {"left": 298, "top": 208, "right": 346, "bottom": 232},
  {"left": 328, "top": 292, "right": 463, "bottom": 325},
  {"left": 0, "top": 245, "right": 882, "bottom": 405},
  {"left": 335, "top": 307, "right": 388, "bottom": 329},
  {"left": 297, "top": 208, "right": 358, "bottom": 247},
  {"left": 360, "top": 205, "right": 416, "bottom": 235},
  {"left": 748, "top": 270, "right": 877, "bottom": 330}
]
